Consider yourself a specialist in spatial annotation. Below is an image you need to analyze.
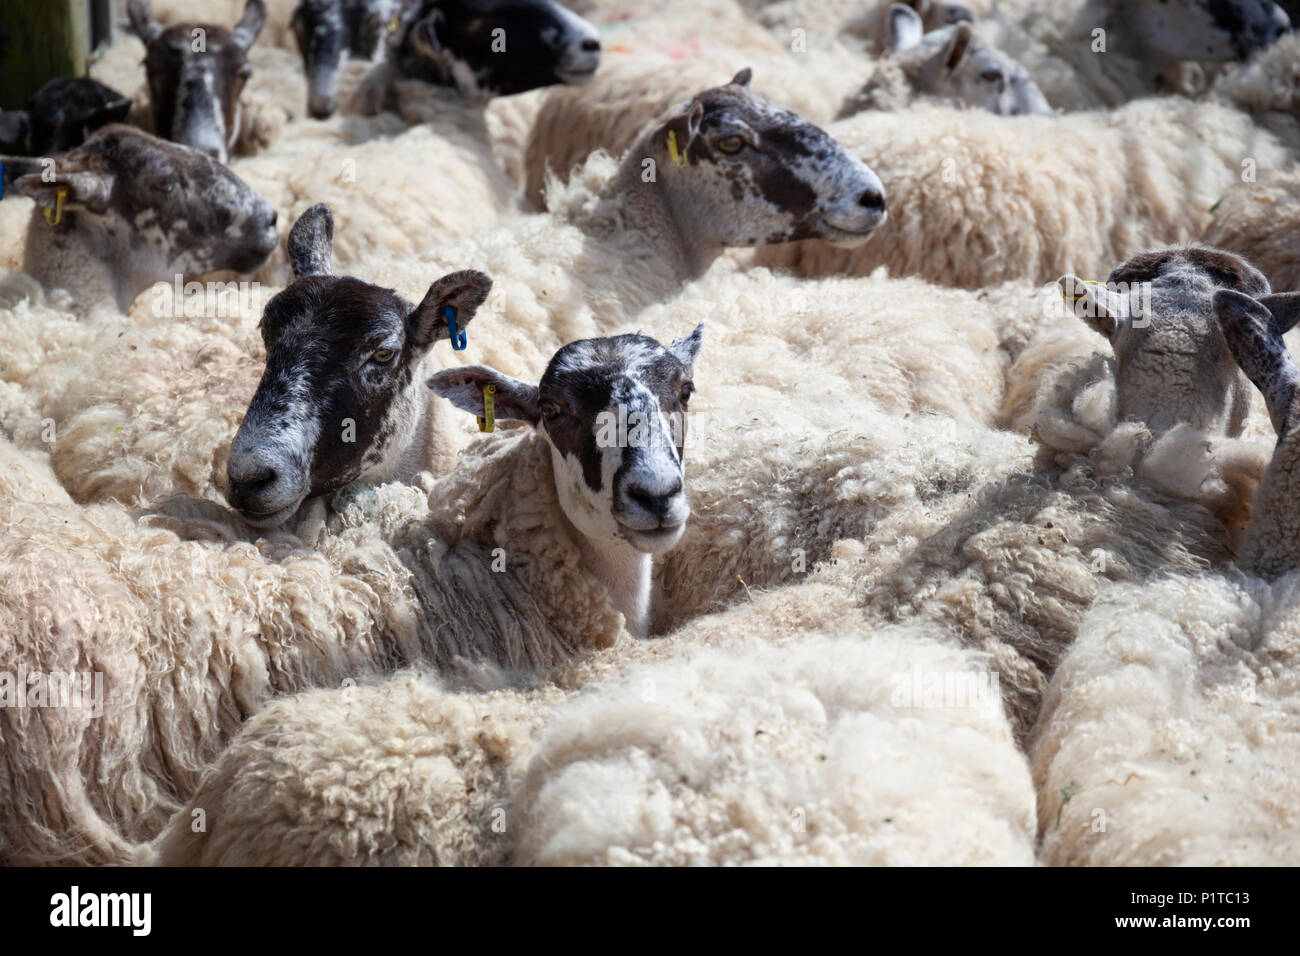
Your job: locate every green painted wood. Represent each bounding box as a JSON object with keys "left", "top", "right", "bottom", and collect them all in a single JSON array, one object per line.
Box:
[{"left": 0, "top": 0, "right": 91, "bottom": 109}]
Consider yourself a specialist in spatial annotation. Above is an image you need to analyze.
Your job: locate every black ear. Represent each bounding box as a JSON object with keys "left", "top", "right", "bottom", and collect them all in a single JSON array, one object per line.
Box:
[
  {"left": 428, "top": 365, "right": 541, "bottom": 425},
  {"left": 410, "top": 9, "right": 447, "bottom": 61},
  {"left": 1259, "top": 292, "right": 1300, "bottom": 337},
  {"left": 288, "top": 203, "right": 333, "bottom": 278},
  {"left": 408, "top": 269, "right": 493, "bottom": 349},
  {"left": 232, "top": 0, "right": 268, "bottom": 51},
  {"left": 731, "top": 67, "right": 753, "bottom": 87},
  {"left": 1214, "top": 288, "right": 1300, "bottom": 438},
  {"left": 0, "top": 111, "right": 30, "bottom": 152},
  {"left": 127, "top": 0, "right": 162, "bottom": 42}
]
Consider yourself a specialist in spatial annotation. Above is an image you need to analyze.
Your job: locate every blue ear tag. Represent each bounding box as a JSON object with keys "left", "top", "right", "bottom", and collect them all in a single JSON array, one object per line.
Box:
[{"left": 443, "top": 304, "right": 467, "bottom": 350}]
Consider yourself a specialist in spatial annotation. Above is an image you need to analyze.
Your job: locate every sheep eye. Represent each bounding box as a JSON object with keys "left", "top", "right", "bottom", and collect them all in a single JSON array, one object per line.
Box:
[
  {"left": 679, "top": 382, "right": 695, "bottom": 404},
  {"left": 980, "top": 70, "right": 1003, "bottom": 83},
  {"left": 540, "top": 400, "right": 563, "bottom": 420},
  {"left": 238, "top": 64, "right": 253, "bottom": 80},
  {"left": 371, "top": 348, "right": 396, "bottom": 364},
  {"left": 716, "top": 136, "right": 745, "bottom": 154}
]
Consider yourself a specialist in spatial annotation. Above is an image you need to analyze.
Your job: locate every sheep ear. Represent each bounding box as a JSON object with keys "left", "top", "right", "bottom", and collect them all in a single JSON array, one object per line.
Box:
[
  {"left": 1214, "top": 288, "right": 1300, "bottom": 438},
  {"left": 288, "top": 203, "right": 333, "bottom": 278},
  {"left": 668, "top": 322, "right": 705, "bottom": 370},
  {"left": 1059, "top": 275, "right": 1128, "bottom": 339},
  {"left": 410, "top": 9, "right": 448, "bottom": 62},
  {"left": 0, "top": 111, "right": 30, "bottom": 151},
  {"left": 942, "top": 21, "right": 974, "bottom": 70},
  {"left": 408, "top": 269, "right": 493, "bottom": 349},
  {"left": 730, "top": 68, "right": 753, "bottom": 87},
  {"left": 13, "top": 169, "right": 114, "bottom": 214},
  {"left": 127, "top": 0, "right": 162, "bottom": 42},
  {"left": 232, "top": 0, "right": 267, "bottom": 51},
  {"left": 1258, "top": 292, "right": 1300, "bottom": 337},
  {"left": 428, "top": 366, "right": 541, "bottom": 425},
  {"left": 889, "top": 4, "right": 925, "bottom": 53},
  {"left": 937, "top": 3, "right": 974, "bottom": 26}
]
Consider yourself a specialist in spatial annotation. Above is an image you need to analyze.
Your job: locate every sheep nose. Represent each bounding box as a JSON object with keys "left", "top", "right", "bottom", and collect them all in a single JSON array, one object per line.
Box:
[
  {"left": 228, "top": 455, "right": 278, "bottom": 498},
  {"left": 625, "top": 478, "right": 683, "bottom": 520},
  {"left": 859, "top": 189, "right": 886, "bottom": 214},
  {"left": 581, "top": 37, "right": 601, "bottom": 53}
]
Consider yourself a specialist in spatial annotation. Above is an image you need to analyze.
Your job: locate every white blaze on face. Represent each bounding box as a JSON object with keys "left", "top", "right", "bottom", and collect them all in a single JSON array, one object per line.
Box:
[{"left": 550, "top": 2, "right": 600, "bottom": 80}]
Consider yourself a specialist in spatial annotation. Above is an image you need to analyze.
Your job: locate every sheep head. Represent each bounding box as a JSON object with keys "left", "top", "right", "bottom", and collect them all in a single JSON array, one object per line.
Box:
[
  {"left": 429, "top": 324, "right": 705, "bottom": 556},
  {"left": 226, "top": 203, "right": 491, "bottom": 528},
  {"left": 1125, "top": 0, "right": 1289, "bottom": 63},
  {"left": 641, "top": 70, "right": 887, "bottom": 256},
  {"left": 1059, "top": 248, "right": 1270, "bottom": 437},
  {"left": 128, "top": 0, "right": 266, "bottom": 162}
]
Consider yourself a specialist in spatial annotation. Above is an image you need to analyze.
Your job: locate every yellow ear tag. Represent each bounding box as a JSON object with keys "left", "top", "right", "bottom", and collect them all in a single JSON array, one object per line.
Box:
[
  {"left": 1062, "top": 278, "right": 1100, "bottom": 302},
  {"left": 44, "top": 187, "right": 67, "bottom": 227},
  {"left": 667, "top": 129, "right": 686, "bottom": 167},
  {"left": 388, "top": 15, "right": 399, "bottom": 33},
  {"left": 477, "top": 384, "right": 495, "bottom": 433}
]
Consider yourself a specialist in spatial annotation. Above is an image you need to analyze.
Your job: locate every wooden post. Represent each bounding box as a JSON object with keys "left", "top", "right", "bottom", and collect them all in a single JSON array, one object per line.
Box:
[{"left": 0, "top": 0, "right": 91, "bottom": 109}]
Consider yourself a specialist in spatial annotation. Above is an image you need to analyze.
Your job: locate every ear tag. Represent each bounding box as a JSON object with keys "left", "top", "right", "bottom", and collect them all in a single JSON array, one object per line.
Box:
[
  {"left": 44, "top": 186, "right": 67, "bottom": 226},
  {"left": 443, "top": 304, "right": 467, "bottom": 350},
  {"left": 477, "top": 384, "right": 495, "bottom": 433},
  {"left": 388, "top": 15, "right": 399, "bottom": 33},
  {"left": 1061, "top": 279, "right": 1100, "bottom": 302},
  {"left": 667, "top": 129, "right": 686, "bottom": 167}
]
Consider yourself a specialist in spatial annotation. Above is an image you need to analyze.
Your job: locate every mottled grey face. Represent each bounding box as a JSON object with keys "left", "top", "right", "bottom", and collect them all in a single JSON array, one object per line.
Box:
[
  {"left": 129, "top": 0, "right": 266, "bottom": 163},
  {"left": 291, "top": 0, "right": 409, "bottom": 119},
  {"left": 1061, "top": 248, "right": 1272, "bottom": 435},
  {"left": 428, "top": 325, "right": 705, "bottom": 555},
  {"left": 226, "top": 204, "right": 491, "bottom": 527},
  {"left": 890, "top": 9, "right": 1053, "bottom": 116},
  {"left": 1127, "top": 0, "right": 1289, "bottom": 61},
  {"left": 5, "top": 124, "right": 278, "bottom": 276},
  {"left": 654, "top": 71, "right": 886, "bottom": 248}
]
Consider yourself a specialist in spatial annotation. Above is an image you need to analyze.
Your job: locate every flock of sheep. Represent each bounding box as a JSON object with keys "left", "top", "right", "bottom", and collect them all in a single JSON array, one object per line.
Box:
[{"left": 0, "top": 0, "right": 1299, "bottom": 866}]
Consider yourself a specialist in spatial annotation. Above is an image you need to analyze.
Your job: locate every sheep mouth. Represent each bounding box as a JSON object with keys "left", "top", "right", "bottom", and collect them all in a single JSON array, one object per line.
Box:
[
  {"left": 818, "top": 216, "right": 884, "bottom": 246},
  {"left": 618, "top": 521, "right": 686, "bottom": 553},
  {"left": 556, "top": 65, "right": 598, "bottom": 84},
  {"left": 237, "top": 496, "right": 305, "bottom": 530}
]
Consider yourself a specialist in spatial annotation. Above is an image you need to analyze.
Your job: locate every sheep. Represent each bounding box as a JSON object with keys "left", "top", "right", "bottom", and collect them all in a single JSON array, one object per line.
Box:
[
  {"left": 225, "top": 203, "right": 494, "bottom": 526},
  {"left": 645, "top": 250, "right": 1277, "bottom": 735},
  {"left": 154, "top": 610, "right": 1038, "bottom": 866},
  {"left": 0, "top": 78, "right": 132, "bottom": 157},
  {"left": 1032, "top": 572, "right": 1300, "bottom": 865},
  {"left": 355, "top": 0, "right": 602, "bottom": 116},
  {"left": 0, "top": 323, "right": 705, "bottom": 865},
  {"left": 837, "top": 4, "right": 1053, "bottom": 118},
  {"left": 752, "top": 96, "right": 1296, "bottom": 288},
  {"left": 289, "top": 0, "right": 418, "bottom": 118},
  {"left": 0, "top": 125, "right": 279, "bottom": 319},
  {"left": 1211, "top": 286, "right": 1300, "bottom": 578},
  {"left": 126, "top": 0, "right": 269, "bottom": 163},
  {"left": 979, "top": 0, "right": 1291, "bottom": 112},
  {"left": 1210, "top": 30, "right": 1300, "bottom": 151},
  {"left": 740, "top": 0, "right": 986, "bottom": 54}
]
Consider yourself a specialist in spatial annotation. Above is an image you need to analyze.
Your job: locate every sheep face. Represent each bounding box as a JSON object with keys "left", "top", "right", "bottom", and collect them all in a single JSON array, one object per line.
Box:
[
  {"left": 291, "top": 0, "right": 412, "bottom": 119},
  {"left": 652, "top": 70, "right": 886, "bottom": 250},
  {"left": 1127, "top": 0, "right": 1289, "bottom": 63},
  {"left": 1213, "top": 288, "right": 1300, "bottom": 577},
  {"left": 402, "top": 0, "right": 601, "bottom": 97},
  {"left": 127, "top": 0, "right": 266, "bottom": 163},
  {"left": 0, "top": 78, "right": 132, "bottom": 157},
  {"left": 4, "top": 124, "right": 278, "bottom": 277},
  {"left": 887, "top": 8, "right": 1053, "bottom": 116},
  {"left": 1060, "top": 248, "right": 1271, "bottom": 437},
  {"left": 227, "top": 204, "right": 490, "bottom": 528},
  {"left": 429, "top": 324, "right": 705, "bottom": 555}
]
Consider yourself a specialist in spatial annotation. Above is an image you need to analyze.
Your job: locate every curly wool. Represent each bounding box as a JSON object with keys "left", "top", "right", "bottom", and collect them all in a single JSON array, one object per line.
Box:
[
  {"left": 1032, "top": 572, "right": 1300, "bottom": 865},
  {"left": 1205, "top": 170, "right": 1300, "bottom": 297}
]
